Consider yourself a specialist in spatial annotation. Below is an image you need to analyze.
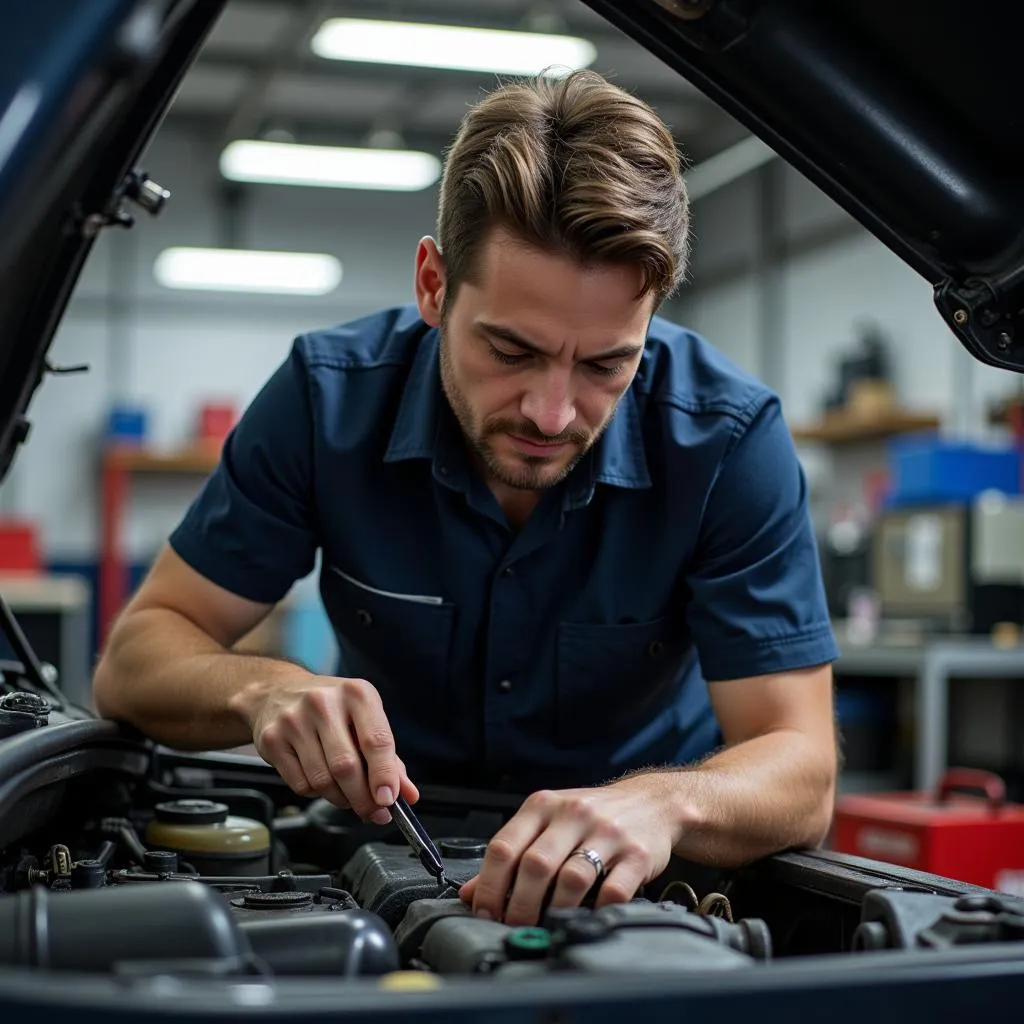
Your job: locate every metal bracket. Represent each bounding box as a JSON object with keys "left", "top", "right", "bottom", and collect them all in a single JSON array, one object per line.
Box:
[
  {"left": 934, "top": 261, "right": 1024, "bottom": 373},
  {"left": 45, "top": 360, "right": 90, "bottom": 376},
  {"left": 80, "top": 168, "right": 170, "bottom": 239}
]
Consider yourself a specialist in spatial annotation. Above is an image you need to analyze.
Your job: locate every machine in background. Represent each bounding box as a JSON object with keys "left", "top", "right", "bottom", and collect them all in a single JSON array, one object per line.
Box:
[{"left": 872, "top": 494, "right": 1024, "bottom": 634}]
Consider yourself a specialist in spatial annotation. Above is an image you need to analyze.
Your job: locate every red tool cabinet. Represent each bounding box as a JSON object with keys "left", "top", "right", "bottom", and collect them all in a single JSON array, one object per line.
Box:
[{"left": 832, "top": 768, "right": 1024, "bottom": 894}]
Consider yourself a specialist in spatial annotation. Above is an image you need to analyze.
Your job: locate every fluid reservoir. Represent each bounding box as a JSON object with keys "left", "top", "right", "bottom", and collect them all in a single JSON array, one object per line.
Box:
[{"left": 145, "top": 799, "right": 271, "bottom": 876}]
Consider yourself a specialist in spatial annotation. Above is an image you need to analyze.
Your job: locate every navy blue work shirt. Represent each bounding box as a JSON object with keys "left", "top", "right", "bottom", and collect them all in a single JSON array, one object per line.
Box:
[{"left": 170, "top": 304, "right": 838, "bottom": 792}]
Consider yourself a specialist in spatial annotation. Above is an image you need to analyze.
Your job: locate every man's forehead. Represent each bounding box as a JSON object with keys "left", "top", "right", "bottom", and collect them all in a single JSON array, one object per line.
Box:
[{"left": 465, "top": 246, "right": 652, "bottom": 353}]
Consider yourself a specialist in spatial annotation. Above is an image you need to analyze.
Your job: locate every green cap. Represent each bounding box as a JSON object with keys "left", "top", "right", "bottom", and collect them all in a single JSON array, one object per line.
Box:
[{"left": 504, "top": 926, "right": 552, "bottom": 959}]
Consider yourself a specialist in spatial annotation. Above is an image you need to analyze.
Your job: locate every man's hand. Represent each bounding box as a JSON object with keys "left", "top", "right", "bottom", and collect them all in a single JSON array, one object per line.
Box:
[
  {"left": 459, "top": 775, "right": 681, "bottom": 926},
  {"left": 236, "top": 674, "right": 419, "bottom": 824}
]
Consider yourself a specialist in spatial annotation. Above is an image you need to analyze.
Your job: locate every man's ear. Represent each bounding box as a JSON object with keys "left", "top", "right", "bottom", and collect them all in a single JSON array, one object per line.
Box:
[{"left": 414, "top": 237, "right": 446, "bottom": 327}]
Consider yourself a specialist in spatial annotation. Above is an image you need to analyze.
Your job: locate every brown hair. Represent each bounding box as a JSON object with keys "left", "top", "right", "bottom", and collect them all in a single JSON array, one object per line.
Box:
[{"left": 437, "top": 69, "right": 690, "bottom": 309}]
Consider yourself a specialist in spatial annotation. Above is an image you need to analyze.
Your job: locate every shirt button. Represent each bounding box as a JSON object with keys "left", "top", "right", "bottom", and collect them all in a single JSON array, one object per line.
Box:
[
  {"left": 498, "top": 679, "right": 513, "bottom": 693},
  {"left": 502, "top": 566, "right": 515, "bottom": 577},
  {"left": 648, "top": 640, "right": 665, "bottom": 658},
  {"left": 357, "top": 609, "right": 373, "bottom": 627},
  {"left": 438, "top": 465, "right": 449, "bottom": 476}
]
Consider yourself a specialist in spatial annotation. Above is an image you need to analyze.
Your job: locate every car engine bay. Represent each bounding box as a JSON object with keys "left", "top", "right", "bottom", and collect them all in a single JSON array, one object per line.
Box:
[{"left": 3, "top": 685, "right": 1024, "bottom": 994}]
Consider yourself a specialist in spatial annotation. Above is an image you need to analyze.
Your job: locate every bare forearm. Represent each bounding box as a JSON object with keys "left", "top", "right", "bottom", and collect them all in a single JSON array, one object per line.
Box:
[
  {"left": 93, "top": 607, "right": 311, "bottom": 751},
  {"left": 637, "top": 730, "right": 837, "bottom": 869}
]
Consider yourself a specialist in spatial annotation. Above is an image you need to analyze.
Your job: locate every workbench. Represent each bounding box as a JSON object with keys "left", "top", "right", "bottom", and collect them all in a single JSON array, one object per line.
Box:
[
  {"left": 0, "top": 573, "right": 92, "bottom": 708},
  {"left": 834, "top": 632, "right": 1024, "bottom": 793}
]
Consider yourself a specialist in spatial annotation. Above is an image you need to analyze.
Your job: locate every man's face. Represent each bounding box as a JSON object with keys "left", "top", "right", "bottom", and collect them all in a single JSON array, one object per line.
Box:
[{"left": 418, "top": 228, "right": 653, "bottom": 491}]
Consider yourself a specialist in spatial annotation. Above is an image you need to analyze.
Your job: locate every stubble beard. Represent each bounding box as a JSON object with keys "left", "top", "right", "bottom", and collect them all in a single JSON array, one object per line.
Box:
[{"left": 438, "top": 323, "right": 597, "bottom": 491}]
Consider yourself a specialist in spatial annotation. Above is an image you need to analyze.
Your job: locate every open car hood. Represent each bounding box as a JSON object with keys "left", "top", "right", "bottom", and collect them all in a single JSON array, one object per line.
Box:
[
  {"left": 0, "top": 0, "right": 227, "bottom": 488},
  {"left": 0, "top": 1, "right": 1021, "bottom": 490},
  {"left": 583, "top": 0, "right": 1024, "bottom": 370}
]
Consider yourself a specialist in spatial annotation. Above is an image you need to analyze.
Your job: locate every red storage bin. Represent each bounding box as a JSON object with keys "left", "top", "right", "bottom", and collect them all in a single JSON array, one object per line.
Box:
[
  {"left": 833, "top": 769, "right": 1024, "bottom": 894},
  {"left": 197, "top": 402, "right": 237, "bottom": 448},
  {"left": 0, "top": 519, "right": 40, "bottom": 572}
]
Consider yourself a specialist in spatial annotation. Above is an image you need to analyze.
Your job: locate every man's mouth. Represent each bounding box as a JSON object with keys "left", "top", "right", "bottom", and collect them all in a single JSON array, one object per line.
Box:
[{"left": 506, "top": 434, "right": 574, "bottom": 457}]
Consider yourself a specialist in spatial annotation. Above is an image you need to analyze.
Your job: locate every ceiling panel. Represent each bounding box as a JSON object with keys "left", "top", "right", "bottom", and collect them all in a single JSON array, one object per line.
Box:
[
  {"left": 402, "top": 86, "right": 482, "bottom": 133},
  {"left": 171, "top": 64, "right": 251, "bottom": 112},
  {"left": 202, "top": 0, "right": 296, "bottom": 55},
  {"left": 263, "top": 73, "right": 412, "bottom": 121},
  {"left": 170, "top": 0, "right": 737, "bottom": 160}
]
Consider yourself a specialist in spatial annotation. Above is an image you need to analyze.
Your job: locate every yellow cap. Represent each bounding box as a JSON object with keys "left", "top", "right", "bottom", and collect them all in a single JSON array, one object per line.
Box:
[{"left": 377, "top": 971, "right": 442, "bottom": 992}]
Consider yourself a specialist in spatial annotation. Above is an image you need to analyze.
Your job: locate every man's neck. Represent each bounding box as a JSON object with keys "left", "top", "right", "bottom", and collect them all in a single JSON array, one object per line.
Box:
[
  {"left": 489, "top": 482, "right": 543, "bottom": 531},
  {"left": 462, "top": 441, "right": 545, "bottom": 530}
]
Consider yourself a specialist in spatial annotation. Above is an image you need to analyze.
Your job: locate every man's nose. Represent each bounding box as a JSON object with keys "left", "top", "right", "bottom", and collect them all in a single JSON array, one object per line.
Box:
[{"left": 521, "top": 373, "right": 576, "bottom": 437}]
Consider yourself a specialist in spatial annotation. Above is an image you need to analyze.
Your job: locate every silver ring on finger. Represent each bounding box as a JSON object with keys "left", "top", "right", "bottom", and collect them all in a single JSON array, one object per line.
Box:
[{"left": 570, "top": 847, "right": 605, "bottom": 878}]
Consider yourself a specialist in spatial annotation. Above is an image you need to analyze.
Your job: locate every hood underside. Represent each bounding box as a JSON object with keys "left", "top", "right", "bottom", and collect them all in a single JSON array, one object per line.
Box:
[{"left": 583, "top": 0, "right": 1024, "bottom": 373}]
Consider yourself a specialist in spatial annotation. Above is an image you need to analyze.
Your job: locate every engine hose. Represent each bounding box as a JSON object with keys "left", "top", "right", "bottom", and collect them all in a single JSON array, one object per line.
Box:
[
  {"left": 659, "top": 880, "right": 699, "bottom": 909},
  {"left": 0, "top": 881, "right": 247, "bottom": 971},
  {"left": 698, "top": 892, "right": 734, "bottom": 922},
  {"left": 659, "top": 880, "right": 735, "bottom": 922},
  {"left": 101, "top": 818, "right": 149, "bottom": 866}
]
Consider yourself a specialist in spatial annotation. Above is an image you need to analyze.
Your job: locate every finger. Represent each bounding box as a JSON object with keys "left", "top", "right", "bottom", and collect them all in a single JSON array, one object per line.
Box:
[
  {"left": 503, "top": 821, "right": 586, "bottom": 927},
  {"left": 259, "top": 731, "right": 351, "bottom": 808},
  {"left": 459, "top": 876, "right": 478, "bottom": 903},
  {"left": 593, "top": 858, "right": 646, "bottom": 909},
  {"left": 472, "top": 804, "right": 550, "bottom": 921},
  {"left": 290, "top": 739, "right": 353, "bottom": 809},
  {"left": 266, "top": 743, "right": 318, "bottom": 799},
  {"left": 348, "top": 683, "right": 400, "bottom": 807},
  {"left": 549, "top": 849, "right": 604, "bottom": 910},
  {"left": 316, "top": 720, "right": 378, "bottom": 820},
  {"left": 396, "top": 758, "right": 420, "bottom": 804}
]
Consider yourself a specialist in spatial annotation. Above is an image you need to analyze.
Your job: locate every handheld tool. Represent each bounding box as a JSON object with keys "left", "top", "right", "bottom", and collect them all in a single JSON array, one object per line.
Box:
[{"left": 389, "top": 795, "right": 453, "bottom": 893}]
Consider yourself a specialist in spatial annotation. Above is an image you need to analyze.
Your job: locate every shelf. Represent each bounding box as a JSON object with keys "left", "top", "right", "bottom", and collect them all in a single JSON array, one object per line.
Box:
[
  {"left": 0, "top": 573, "right": 90, "bottom": 611},
  {"left": 792, "top": 410, "right": 941, "bottom": 445},
  {"left": 99, "top": 445, "right": 222, "bottom": 642},
  {"left": 103, "top": 446, "right": 220, "bottom": 475}
]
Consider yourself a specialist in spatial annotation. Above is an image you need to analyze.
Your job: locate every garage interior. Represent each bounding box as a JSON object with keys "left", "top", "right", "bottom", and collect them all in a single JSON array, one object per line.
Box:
[{"left": 2, "top": 0, "right": 1024, "bottom": 893}]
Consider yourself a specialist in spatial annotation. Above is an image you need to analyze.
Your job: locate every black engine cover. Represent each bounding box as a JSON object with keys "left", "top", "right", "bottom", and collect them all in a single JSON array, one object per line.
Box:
[{"left": 339, "top": 839, "right": 485, "bottom": 927}]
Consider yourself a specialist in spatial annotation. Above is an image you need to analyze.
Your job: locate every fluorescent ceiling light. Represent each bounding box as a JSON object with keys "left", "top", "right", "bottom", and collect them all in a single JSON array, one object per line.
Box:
[
  {"left": 220, "top": 139, "right": 441, "bottom": 191},
  {"left": 154, "top": 248, "right": 342, "bottom": 296},
  {"left": 310, "top": 18, "right": 597, "bottom": 76}
]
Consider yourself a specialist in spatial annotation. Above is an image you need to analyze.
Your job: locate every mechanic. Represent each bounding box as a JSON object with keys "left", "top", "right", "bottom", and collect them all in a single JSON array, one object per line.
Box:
[{"left": 93, "top": 69, "right": 840, "bottom": 928}]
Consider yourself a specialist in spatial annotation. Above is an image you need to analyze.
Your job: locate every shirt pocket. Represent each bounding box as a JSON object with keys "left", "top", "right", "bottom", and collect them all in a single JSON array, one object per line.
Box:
[
  {"left": 555, "top": 616, "right": 682, "bottom": 749},
  {"left": 323, "top": 566, "right": 456, "bottom": 716}
]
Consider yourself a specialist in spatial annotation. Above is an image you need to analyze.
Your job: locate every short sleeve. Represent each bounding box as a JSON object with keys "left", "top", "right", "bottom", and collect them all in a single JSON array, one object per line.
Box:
[
  {"left": 169, "top": 342, "right": 318, "bottom": 604},
  {"left": 685, "top": 394, "right": 839, "bottom": 682}
]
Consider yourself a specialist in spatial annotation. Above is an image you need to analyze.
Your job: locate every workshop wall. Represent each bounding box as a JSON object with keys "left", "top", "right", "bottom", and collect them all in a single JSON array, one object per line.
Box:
[{"left": 677, "top": 163, "right": 1018, "bottom": 438}]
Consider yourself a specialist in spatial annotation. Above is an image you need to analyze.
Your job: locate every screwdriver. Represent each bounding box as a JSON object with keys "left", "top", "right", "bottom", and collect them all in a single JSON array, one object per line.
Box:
[{"left": 389, "top": 794, "right": 453, "bottom": 893}]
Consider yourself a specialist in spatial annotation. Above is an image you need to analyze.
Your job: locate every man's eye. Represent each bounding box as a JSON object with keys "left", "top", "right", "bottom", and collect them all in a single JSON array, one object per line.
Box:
[
  {"left": 587, "top": 362, "right": 624, "bottom": 377},
  {"left": 489, "top": 344, "right": 528, "bottom": 366}
]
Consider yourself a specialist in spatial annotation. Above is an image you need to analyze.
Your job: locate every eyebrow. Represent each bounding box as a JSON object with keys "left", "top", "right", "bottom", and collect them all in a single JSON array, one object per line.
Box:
[{"left": 478, "top": 321, "right": 643, "bottom": 363}]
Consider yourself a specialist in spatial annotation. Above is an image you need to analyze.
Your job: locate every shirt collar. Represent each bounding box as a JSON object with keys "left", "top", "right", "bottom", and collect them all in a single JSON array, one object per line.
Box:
[
  {"left": 383, "top": 326, "right": 445, "bottom": 464},
  {"left": 563, "top": 387, "right": 651, "bottom": 511},
  {"left": 383, "top": 324, "right": 651, "bottom": 500}
]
